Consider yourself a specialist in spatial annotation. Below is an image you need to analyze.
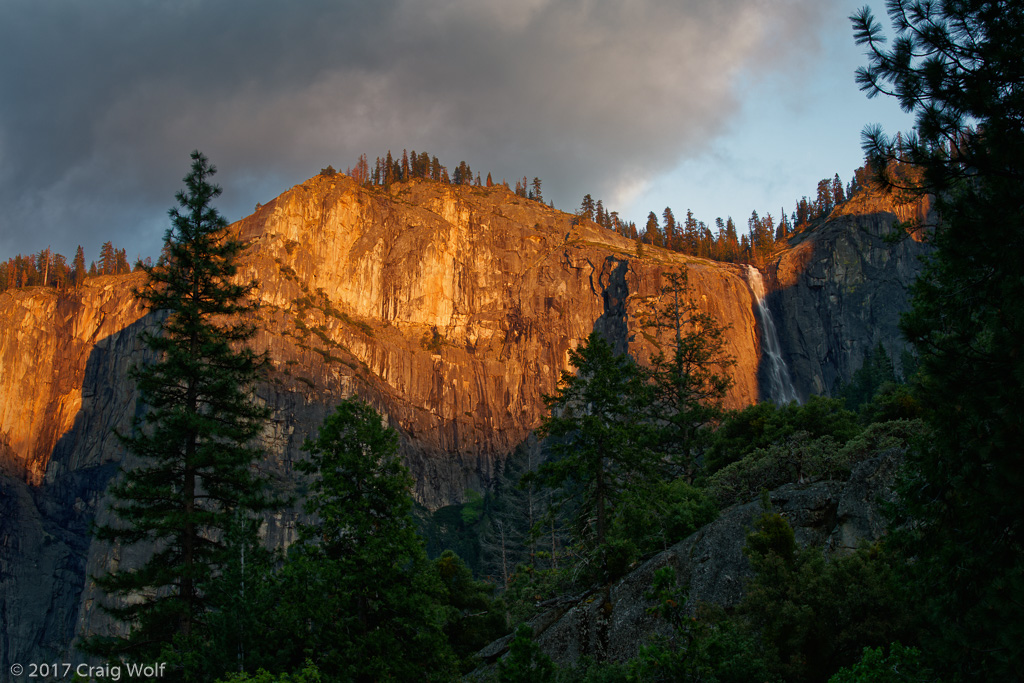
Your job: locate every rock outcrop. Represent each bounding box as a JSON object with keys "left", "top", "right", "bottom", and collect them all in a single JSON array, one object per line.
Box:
[
  {"left": 0, "top": 174, "right": 926, "bottom": 669},
  {"left": 477, "top": 450, "right": 903, "bottom": 667},
  {"left": 766, "top": 191, "right": 933, "bottom": 399}
]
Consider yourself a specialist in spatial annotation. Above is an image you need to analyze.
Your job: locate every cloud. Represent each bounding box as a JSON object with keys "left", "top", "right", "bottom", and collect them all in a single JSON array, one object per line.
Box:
[{"left": 0, "top": 0, "right": 826, "bottom": 260}]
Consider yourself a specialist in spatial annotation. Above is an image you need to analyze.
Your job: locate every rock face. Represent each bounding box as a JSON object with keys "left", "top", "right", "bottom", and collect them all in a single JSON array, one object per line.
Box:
[
  {"left": 477, "top": 451, "right": 903, "bottom": 667},
  {"left": 766, "top": 191, "right": 933, "bottom": 399},
  {"left": 0, "top": 174, "right": 924, "bottom": 668}
]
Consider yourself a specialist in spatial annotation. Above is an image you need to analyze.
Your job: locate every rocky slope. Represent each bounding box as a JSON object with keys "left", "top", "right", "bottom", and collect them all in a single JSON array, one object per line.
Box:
[
  {"left": 477, "top": 449, "right": 904, "bottom": 667},
  {"left": 0, "top": 173, "right": 927, "bottom": 668}
]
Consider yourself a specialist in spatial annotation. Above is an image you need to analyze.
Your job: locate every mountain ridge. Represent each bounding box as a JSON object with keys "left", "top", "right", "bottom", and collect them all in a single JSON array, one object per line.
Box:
[{"left": 0, "top": 170, "right": 928, "bottom": 668}]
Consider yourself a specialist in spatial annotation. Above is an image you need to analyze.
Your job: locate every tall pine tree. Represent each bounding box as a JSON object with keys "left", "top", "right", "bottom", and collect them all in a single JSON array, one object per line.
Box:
[
  {"left": 531, "top": 332, "right": 654, "bottom": 580},
  {"left": 642, "top": 269, "right": 734, "bottom": 480},
  {"left": 85, "top": 152, "right": 277, "bottom": 676},
  {"left": 274, "top": 399, "right": 456, "bottom": 681},
  {"left": 854, "top": 2, "right": 1024, "bottom": 677}
]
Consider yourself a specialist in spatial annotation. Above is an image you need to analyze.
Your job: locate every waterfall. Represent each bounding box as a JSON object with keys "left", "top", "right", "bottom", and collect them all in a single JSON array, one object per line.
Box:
[{"left": 745, "top": 266, "right": 800, "bottom": 405}]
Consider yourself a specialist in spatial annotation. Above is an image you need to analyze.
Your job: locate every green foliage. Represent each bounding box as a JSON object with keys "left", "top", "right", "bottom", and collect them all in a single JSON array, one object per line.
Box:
[
  {"left": 840, "top": 343, "right": 899, "bottom": 412},
  {"left": 270, "top": 399, "right": 456, "bottom": 681},
  {"left": 854, "top": 2, "right": 1024, "bottom": 677},
  {"left": 743, "top": 511, "right": 797, "bottom": 566},
  {"left": 707, "top": 432, "right": 843, "bottom": 507},
  {"left": 706, "top": 396, "right": 860, "bottom": 475},
  {"left": 476, "top": 439, "right": 561, "bottom": 593},
  {"left": 707, "top": 416, "right": 922, "bottom": 508},
  {"left": 502, "top": 564, "right": 568, "bottom": 626},
  {"left": 856, "top": 382, "right": 920, "bottom": 425},
  {"left": 417, "top": 497, "right": 488, "bottom": 576},
  {"left": 836, "top": 419, "right": 923, "bottom": 463},
  {"left": 433, "top": 550, "right": 508, "bottom": 669},
  {"left": 421, "top": 325, "right": 445, "bottom": 353},
  {"left": 828, "top": 643, "right": 934, "bottom": 683},
  {"left": 737, "top": 515, "right": 914, "bottom": 683},
  {"left": 218, "top": 660, "right": 322, "bottom": 683},
  {"left": 559, "top": 657, "right": 631, "bottom": 682},
  {"left": 837, "top": 345, "right": 921, "bottom": 425},
  {"left": 83, "top": 152, "right": 278, "bottom": 677},
  {"left": 608, "top": 478, "right": 717, "bottom": 564},
  {"left": 531, "top": 332, "right": 655, "bottom": 580},
  {"left": 641, "top": 269, "right": 734, "bottom": 479},
  {"left": 622, "top": 514, "right": 915, "bottom": 683},
  {"left": 627, "top": 569, "right": 774, "bottom": 683},
  {"left": 495, "top": 624, "right": 557, "bottom": 683},
  {"left": 461, "top": 488, "right": 485, "bottom": 525}
]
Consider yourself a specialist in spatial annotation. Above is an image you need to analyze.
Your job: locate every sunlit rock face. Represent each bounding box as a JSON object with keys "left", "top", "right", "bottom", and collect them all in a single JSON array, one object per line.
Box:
[
  {"left": 0, "top": 275, "right": 148, "bottom": 485},
  {"left": 1, "top": 175, "right": 762, "bottom": 505},
  {"left": 231, "top": 175, "right": 762, "bottom": 506},
  {"left": 0, "top": 173, "right": 925, "bottom": 668}
]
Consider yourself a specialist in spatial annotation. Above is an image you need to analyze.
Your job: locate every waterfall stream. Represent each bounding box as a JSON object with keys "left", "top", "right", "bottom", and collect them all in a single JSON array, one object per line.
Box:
[{"left": 745, "top": 266, "right": 800, "bottom": 405}]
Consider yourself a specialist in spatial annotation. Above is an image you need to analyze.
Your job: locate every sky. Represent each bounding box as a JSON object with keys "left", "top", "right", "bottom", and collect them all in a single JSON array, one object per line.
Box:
[{"left": 0, "top": 0, "right": 915, "bottom": 266}]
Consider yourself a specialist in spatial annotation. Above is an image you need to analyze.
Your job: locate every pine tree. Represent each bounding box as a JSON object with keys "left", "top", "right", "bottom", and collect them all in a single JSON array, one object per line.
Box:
[
  {"left": 72, "top": 246, "right": 86, "bottom": 287},
  {"left": 114, "top": 248, "right": 130, "bottom": 275},
  {"left": 644, "top": 211, "right": 660, "bottom": 246},
  {"left": 642, "top": 269, "right": 734, "bottom": 480},
  {"left": 853, "top": 2, "right": 1024, "bottom": 677},
  {"left": 662, "top": 207, "right": 677, "bottom": 251},
  {"left": 580, "top": 194, "right": 596, "bottom": 221},
  {"left": 815, "top": 178, "right": 834, "bottom": 217},
  {"left": 99, "top": 241, "right": 116, "bottom": 275},
  {"left": 831, "top": 173, "right": 845, "bottom": 206},
  {"left": 85, "top": 152, "right": 277, "bottom": 675},
  {"left": 51, "top": 253, "right": 68, "bottom": 289},
  {"left": 277, "top": 399, "right": 456, "bottom": 680},
  {"left": 531, "top": 332, "right": 654, "bottom": 580},
  {"left": 37, "top": 247, "right": 51, "bottom": 287},
  {"left": 684, "top": 209, "right": 699, "bottom": 254}
]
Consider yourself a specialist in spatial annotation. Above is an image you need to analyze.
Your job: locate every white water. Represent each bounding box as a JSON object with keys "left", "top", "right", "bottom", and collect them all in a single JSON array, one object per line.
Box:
[{"left": 745, "top": 266, "right": 800, "bottom": 405}]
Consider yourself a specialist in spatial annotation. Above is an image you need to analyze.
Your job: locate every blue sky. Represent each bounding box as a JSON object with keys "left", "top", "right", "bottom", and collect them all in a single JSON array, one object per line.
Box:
[
  {"left": 623, "top": 6, "right": 914, "bottom": 229},
  {"left": 0, "top": 1, "right": 914, "bottom": 264}
]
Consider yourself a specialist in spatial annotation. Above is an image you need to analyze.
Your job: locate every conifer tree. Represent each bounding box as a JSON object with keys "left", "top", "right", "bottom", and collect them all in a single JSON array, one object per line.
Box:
[
  {"left": 684, "top": 209, "right": 699, "bottom": 254},
  {"left": 642, "top": 269, "right": 734, "bottom": 480},
  {"left": 85, "top": 152, "right": 276, "bottom": 674},
  {"left": 853, "top": 2, "right": 1024, "bottom": 677},
  {"left": 662, "top": 207, "right": 677, "bottom": 251},
  {"left": 831, "top": 172, "right": 845, "bottom": 206},
  {"left": 99, "top": 241, "right": 116, "bottom": 275},
  {"left": 644, "top": 211, "right": 660, "bottom": 246},
  {"left": 72, "top": 245, "right": 86, "bottom": 287},
  {"left": 580, "top": 194, "right": 596, "bottom": 221},
  {"left": 275, "top": 398, "right": 456, "bottom": 680},
  {"left": 531, "top": 332, "right": 654, "bottom": 579}
]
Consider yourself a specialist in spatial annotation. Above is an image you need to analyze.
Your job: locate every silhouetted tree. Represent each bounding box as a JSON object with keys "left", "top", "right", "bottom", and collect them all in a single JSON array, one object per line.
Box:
[
  {"left": 85, "top": 152, "right": 277, "bottom": 676},
  {"left": 854, "top": 2, "right": 1024, "bottom": 677}
]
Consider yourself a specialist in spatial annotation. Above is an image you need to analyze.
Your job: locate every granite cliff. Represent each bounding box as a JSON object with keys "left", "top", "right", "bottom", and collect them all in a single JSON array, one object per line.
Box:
[
  {"left": 0, "top": 173, "right": 927, "bottom": 667},
  {"left": 766, "top": 190, "right": 932, "bottom": 399}
]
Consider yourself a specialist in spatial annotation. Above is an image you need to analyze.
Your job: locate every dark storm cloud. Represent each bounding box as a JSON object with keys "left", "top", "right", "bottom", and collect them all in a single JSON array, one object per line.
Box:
[{"left": 0, "top": 0, "right": 824, "bottom": 262}]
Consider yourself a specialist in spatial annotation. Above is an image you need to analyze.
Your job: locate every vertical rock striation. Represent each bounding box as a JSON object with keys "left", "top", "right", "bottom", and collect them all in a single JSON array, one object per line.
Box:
[
  {"left": 1, "top": 175, "right": 760, "bottom": 668},
  {"left": 0, "top": 174, "right": 926, "bottom": 667},
  {"left": 767, "top": 191, "right": 932, "bottom": 400}
]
